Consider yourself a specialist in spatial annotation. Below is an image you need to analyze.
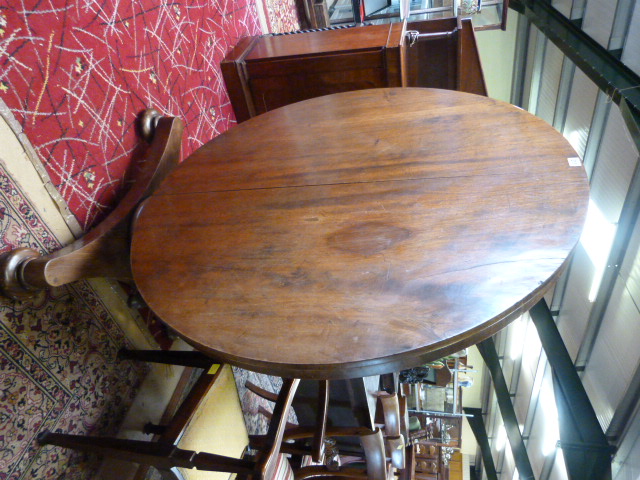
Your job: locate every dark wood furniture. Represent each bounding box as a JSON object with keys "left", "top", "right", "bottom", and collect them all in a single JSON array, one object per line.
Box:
[
  {"left": 302, "top": 0, "right": 330, "bottom": 28},
  {"left": 221, "top": 17, "right": 486, "bottom": 123},
  {"left": 415, "top": 442, "right": 440, "bottom": 480},
  {"left": 41, "top": 348, "right": 397, "bottom": 480},
  {"left": 293, "top": 428, "right": 395, "bottom": 480},
  {"left": 247, "top": 378, "right": 330, "bottom": 463},
  {"left": 38, "top": 352, "right": 300, "bottom": 480},
  {"left": 411, "top": 414, "right": 462, "bottom": 480},
  {"left": 130, "top": 87, "right": 589, "bottom": 380},
  {"left": 0, "top": 109, "right": 183, "bottom": 300}
]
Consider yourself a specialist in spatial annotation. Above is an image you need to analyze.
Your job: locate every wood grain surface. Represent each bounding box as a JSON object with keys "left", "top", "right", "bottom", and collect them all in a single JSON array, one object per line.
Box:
[{"left": 131, "top": 88, "right": 589, "bottom": 379}]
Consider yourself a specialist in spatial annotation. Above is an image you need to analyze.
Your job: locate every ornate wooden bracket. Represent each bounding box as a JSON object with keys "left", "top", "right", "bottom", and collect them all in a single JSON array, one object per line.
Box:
[{"left": 0, "top": 109, "right": 184, "bottom": 299}]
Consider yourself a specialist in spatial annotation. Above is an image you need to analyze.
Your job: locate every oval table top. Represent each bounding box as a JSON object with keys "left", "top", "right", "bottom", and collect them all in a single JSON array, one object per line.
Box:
[{"left": 131, "top": 88, "right": 589, "bottom": 379}]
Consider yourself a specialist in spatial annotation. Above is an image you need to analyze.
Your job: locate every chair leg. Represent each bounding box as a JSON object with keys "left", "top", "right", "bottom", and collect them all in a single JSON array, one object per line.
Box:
[
  {"left": 37, "top": 430, "right": 255, "bottom": 475},
  {"left": 0, "top": 111, "right": 184, "bottom": 300},
  {"left": 37, "top": 430, "right": 194, "bottom": 470},
  {"left": 118, "top": 349, "right": 217, "bottom": 368}
]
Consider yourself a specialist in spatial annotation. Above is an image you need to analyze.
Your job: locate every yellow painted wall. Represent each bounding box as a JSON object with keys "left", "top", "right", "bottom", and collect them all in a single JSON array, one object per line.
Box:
[
  {"left": 475, "top": 11, "right": 519, "bottom": 103},
  {"left": 179, "top": 365, "right": 250, "bottom": 480}
]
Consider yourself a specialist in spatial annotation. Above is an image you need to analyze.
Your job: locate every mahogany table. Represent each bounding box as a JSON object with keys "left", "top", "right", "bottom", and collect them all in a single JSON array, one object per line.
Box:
[{"left": 131, "top": 88, "right": 589, "bottom": 380}]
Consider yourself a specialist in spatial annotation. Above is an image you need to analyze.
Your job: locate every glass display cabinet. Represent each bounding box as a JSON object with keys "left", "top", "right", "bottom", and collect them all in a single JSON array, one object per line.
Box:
[{"left": 327, "top": 0, "right": 509, "bottom": 30}]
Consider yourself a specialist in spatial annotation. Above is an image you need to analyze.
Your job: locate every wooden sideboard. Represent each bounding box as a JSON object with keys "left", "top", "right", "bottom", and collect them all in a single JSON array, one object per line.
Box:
[
  {"left": 414, "top": 445, "right": 464, "bottom": 480},
  {"left": 221, "top": 17, "right": 486, "bottom": 123}
]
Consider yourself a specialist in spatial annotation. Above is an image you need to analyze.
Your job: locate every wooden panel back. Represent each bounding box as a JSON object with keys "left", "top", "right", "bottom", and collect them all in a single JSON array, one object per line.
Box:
[
  {"left": 249, "top": 65, "right": 387, "bottom": 115},
  {"left": 222, "top": 24, "right": 406, "bottom": 122},
  {"left": 404, "top": 18, "right": 458, "bottom": 89},
  {"left": 457, "top": 17, "right": 488, "bottom": 96}
]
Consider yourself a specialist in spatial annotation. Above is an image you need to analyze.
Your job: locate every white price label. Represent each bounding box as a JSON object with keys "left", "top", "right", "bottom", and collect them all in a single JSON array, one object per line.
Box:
[{"left": 567, "top": 157, "right": 582, "bottom": 167}]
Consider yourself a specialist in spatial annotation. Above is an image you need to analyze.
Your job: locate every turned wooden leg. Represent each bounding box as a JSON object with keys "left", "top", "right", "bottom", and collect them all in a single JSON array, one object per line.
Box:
[
  {"left": 0, "top": 109, "right": 184, "bottom": 300},
  {"left": 37, "top": 431, "right": 195, "bottom": 471},
  {"left": 37, "top": 430, "right": 255, "bottom": 475}
]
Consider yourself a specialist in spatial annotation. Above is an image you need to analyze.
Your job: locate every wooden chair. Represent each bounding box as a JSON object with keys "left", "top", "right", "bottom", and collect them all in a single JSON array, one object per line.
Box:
[
  {"left": 246, "top": 379, "right": 330, "bottom": 464},
  {"left": 248, "top": 380, "right": 407, "bottom": 479},
  {"left": 37, "top": 349, "right": 299, "bottom": 480},
  {"left": 376, "top": 374, "right": 417, "bottom": 474},
  {"left": 375, "top": 392, "right": 406, "bottom": 470},
  {"left": 294, "top": 428, "right": 393, "bottom": 480}
]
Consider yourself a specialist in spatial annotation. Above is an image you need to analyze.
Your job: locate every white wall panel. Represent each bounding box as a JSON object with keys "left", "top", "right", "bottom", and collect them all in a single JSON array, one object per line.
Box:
[
  {"left": 555, "top": 245, "right": 596, "bottom": 359},
  {"left": 621, "top": 2, "right": 640, "bottom": 76},
  {"left": 526, "top": 26, "right": 545, "bottom": 114},
  {"left": 491, "top": 412, "right": 506, "bottom": 468},
  {"left": 583, "top": 279, "right": 640, "bottom": 431},
  {"left": 582, "top": 0, "right": 617, "bottom": 48},
  {"left": 612, "top": 403, "right": 640, "bottom": 479},
  {"left": 501, "top": 443, "right": 516, "bottom": 480},
  {"left": 502, "top": 315, "right": 528, "bottom": 389},
  {"left": 521, "top": 315, "right": 541, "bottom": 379},
  {"left": 589, "top": 103, "right": 640, "bottom": 224},
  {"left": 522, "top": 25, "right": 540, "bottom": 112},
  {"left": 619, "top": 214, "right": 640, "bottom": 307},
  {"left": 525, "top": 366, "right": 559, "bottom": 478},
  {"left": 552, "top": 0, "right": 573, "bottom": 17},
  {"left": 513, "top": 361, "right": 535, "bottom": 427},
  {"left": 548, "top": 450, "right": 568, "bottom": 480},
  {"left": 571, "top": 0, "right": 587, "bottom": 18},
  {"left": 512, "top": 317, "right": 541, "bottom": 426},
  {"left": 527, "top": 412, "right": 546, "bottom": 478},
  {"left": 563, "top": 69, "right": 599, "bottom": 158},
  {"left": 502, "top": 352, "right": 516, "bottom": 389},
  {"left": 536, "top": 40, "right": 564, "bottom": 125},
  {"left": 485, "top": 390, "right": 498, "bottom": 441}
]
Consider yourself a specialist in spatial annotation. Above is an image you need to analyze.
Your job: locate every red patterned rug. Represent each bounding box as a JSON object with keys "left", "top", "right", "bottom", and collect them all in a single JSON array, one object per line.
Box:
[{"left": 0, "top": 0, "right": 263, "bottom": 230}]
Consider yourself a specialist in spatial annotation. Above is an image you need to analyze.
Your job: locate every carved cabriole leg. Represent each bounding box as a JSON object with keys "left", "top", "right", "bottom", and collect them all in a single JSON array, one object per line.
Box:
[{"left": 0, "top": 109, "right": 184, "bottom": 300}]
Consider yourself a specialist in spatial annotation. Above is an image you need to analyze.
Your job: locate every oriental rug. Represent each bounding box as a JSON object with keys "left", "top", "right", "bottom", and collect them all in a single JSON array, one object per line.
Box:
[
  {"left": 0, "top": 160, "right": 147, "bottom": 480},
  {"left": 262, "top": 0, "right": 302, "bottom": 33}
]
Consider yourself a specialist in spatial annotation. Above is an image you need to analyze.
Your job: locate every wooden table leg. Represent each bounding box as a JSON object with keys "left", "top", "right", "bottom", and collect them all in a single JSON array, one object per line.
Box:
[
  {"left": 118, "top": 349, "right": 217, "bottom": 369},
  {"left": 0, "top": 109, "right": 184, "bottom": 299}
]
